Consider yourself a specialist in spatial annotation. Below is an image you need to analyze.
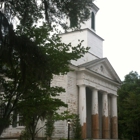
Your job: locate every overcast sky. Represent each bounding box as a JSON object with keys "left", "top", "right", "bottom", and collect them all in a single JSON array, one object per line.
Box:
[{"left": 94, "top": 0, "right": 140, "bottom": 80}]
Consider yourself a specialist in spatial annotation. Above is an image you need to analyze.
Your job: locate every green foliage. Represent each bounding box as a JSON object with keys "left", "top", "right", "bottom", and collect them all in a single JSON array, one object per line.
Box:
[
  {"left": 0, "top": 22, "right": 88, "bottom": 136},
  {"left": 18, "top": 88, "right": 68, "bottom": 139},
  {"left": 0, "top": 0, "right": 91, "bottom": 138},
  {"left": 71, "top": 115, "right": 82, "bottom": 140},
  {"left": 45, "top": 112, "right": 55, "bottom": 140},
  {"left": 59, "top": 138, "right": 67, "bottom": 140},
  {"left": 118, "top": 71, "right": 140, "bottom": 139},
  {"left": 45, "top": 111, "right": 75, "bottom": 139},
  {"left": 20, "top": 129, "right": 31, "bottom": 140},
  {"left": 45, "top": 112, "right": 82, "bottom": 140}
]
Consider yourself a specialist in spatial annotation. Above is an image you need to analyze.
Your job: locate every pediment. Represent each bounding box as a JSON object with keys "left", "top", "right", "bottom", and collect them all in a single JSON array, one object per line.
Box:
[{"left": 78, "top": 58, "right": 121, "bottom": 83}]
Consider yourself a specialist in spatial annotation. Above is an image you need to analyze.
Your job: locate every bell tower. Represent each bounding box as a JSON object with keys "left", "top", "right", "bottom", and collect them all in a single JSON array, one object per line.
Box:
[
  {"left": 60, "top": 3, "right": 104, "bottom": 66},
  {"left": 80, "top": 3, "right": 99, "bottom": 31}
]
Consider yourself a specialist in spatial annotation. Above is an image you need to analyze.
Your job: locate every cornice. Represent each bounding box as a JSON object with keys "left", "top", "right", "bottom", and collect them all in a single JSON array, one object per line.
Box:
[
  {"left": 92, "top": 3, "right": 99, "bottom": 12},
  {"left": 59, "top": 28, "right": 104, "bottom": 41}
]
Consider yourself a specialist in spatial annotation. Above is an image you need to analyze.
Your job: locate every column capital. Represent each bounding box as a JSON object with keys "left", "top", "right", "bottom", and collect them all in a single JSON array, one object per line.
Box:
[
  {"left": 90, "top": 87, "right": 99, "bottom": 92},
  {"left": 78, "top": 84, "right": 86, "bottom": 88},
  {"left": 102, "top": 91, "right": 108, "bottom": 94},
  {"left": 110, "top": 94, "right": 118, "bottom": 97}
]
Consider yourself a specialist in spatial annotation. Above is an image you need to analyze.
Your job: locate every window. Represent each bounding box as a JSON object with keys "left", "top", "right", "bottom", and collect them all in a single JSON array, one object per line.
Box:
[
  {"left": 18, "top": 114, "right": 23, "bottom": 126},
  {"left": 100, "top": 65, "right": 104, "bottom": 72},
  {"left": 0, "top": 104, "right": 5, "bottom": 118},
  {"left": 91, "top": 12, "right": 95, "bottom": 30},
  {"left": 13, "top": 113, "right": 24, "bottom": 127}
]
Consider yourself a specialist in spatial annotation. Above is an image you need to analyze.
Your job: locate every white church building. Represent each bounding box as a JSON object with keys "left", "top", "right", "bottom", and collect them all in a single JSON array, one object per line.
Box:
[
  {"left": 51, "top": 2, "right": 121, "bottom": 139},
  {"left": 1, "top": 2, "right": 121, "bottom": 140}
]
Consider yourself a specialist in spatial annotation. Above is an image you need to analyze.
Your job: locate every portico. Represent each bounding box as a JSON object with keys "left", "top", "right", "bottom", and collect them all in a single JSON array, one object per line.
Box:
[{"left": 77, "top": 58, "right": 121, "bottom": 139}]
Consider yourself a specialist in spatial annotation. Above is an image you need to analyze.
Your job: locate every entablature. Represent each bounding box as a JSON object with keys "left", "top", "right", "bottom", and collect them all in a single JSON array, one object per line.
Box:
[{"left": 76, "top": 69, "right": 120, "bottom": 95}]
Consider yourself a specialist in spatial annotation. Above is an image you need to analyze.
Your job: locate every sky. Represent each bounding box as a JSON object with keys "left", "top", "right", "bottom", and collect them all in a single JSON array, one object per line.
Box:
[{"left": 94, "top": 0, "right": 140, "bottom": 80}]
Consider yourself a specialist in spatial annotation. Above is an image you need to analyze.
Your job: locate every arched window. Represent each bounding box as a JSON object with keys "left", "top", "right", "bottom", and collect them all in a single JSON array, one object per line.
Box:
[{"left": 91, "top": 12, "right": 95, "bottom": 30}]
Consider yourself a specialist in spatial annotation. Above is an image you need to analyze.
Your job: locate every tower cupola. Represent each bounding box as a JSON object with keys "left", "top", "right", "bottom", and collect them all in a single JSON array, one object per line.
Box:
[
  {"left": 60, "top": 2, "right": 104, "bottom": 66},
  {"left": 80, "top": 3, "right": 99, "bottom": 31}
]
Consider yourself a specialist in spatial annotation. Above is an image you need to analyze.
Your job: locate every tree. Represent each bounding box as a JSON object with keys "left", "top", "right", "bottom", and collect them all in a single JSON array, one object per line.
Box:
[
  {"left": 0, "top": 0, "right": 92, "bottom": 137},
  {"left": 0, "top": 24, "right": 88, "bottom": 137},
  {"left": 0, "top": 0, "right": 94, "bottom": 79},
  {"left": 0, "top": 0, "right": 93, "bottom": 59},
  {"left": 118, "top": 71, "right": 140, "bottom": 139},
  {"left": 45, "top": 111, "right": 82, "bottom": 140},
  {"left": 18, "top": 86, "right": 67, "bottom": 140},
  {"left": 71, "top": 115, "right": 82, "bottom": 140}
]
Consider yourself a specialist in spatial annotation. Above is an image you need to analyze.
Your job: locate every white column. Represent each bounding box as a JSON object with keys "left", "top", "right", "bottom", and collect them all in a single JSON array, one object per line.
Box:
[
  {"left": 92, "top": 88, "right": 99, "bottom": 139},
  {"left": 111, "top": 95, "right": 118, "bottom": 139},
  {"left": 102, "top": 92, "right": 110, "bottom": 138},
  {"left": 79, "top": 85, "right": 86, "bottom": 139}
]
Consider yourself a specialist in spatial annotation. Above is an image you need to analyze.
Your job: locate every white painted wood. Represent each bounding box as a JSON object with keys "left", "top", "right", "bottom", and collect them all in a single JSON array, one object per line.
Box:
[
  {"left": 79, "top": 85, "right": 86, "bottom": 125},
  {"left": 111, "top": 95, "right": 117, "bottom": 117},
  {"left": 92, "top": 88, "right": 98, "bottom": 115},
  {"left": 102, "top": 92, "right": 108, "bottom": 117}
]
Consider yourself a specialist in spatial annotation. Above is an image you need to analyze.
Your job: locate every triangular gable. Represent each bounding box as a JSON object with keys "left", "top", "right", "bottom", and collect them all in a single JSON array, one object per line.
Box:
[{"left": 78, "top": 58, "right": 121, "bottom": 83}]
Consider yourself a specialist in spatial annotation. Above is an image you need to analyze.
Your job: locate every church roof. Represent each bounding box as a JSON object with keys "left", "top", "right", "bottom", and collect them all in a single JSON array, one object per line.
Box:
[{"left": 78, "top": 58, "right": 122, "bottom": 84}]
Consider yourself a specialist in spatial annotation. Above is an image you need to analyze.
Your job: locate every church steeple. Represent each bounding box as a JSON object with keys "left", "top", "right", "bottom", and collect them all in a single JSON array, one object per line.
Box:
[
  {"left": 80, "top": 3, "right": 99, "bottom": 32},
  {"left": 60, "top": 2, "right": 104, "bottom": 66}
]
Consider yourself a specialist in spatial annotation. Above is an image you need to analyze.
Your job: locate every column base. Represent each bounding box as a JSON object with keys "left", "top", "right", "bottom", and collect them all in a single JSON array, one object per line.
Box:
[
  {"left": 92, "top": 114, "right": 99, "bottom": 139},
  {"left": 82, "top": 122, "right": 87, "bottom": 139},
  {"left": 111, "top": 116, "right": 118, "bottom": 139},
  {"left": 102, "top": 116, "right": 110, "bottom": 139}
]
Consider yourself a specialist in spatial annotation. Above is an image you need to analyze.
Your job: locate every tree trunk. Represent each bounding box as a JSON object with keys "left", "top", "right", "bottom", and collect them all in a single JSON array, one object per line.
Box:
[
  {"left": 0, "top": 117, "right": 10, "bottom": 135},
  {"left": 31, "top": 134, "right": 35, "bottom": 140},
  {"left": 0, "top": 126, "right": 4, "bottom": 136}
]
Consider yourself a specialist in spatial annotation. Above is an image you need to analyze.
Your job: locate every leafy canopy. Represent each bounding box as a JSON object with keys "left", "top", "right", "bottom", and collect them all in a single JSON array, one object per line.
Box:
[
  {"left": 118, "top": 71, "right": 140, "bottom": 139},
  {"left": 0, "top": 0, "right": 92, "bottom": 137}
]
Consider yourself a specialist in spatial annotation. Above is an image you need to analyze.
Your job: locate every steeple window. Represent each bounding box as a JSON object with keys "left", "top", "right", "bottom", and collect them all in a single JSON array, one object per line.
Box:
[{"left": 91, "top": 12, "right": 95, "bottom": 30}]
